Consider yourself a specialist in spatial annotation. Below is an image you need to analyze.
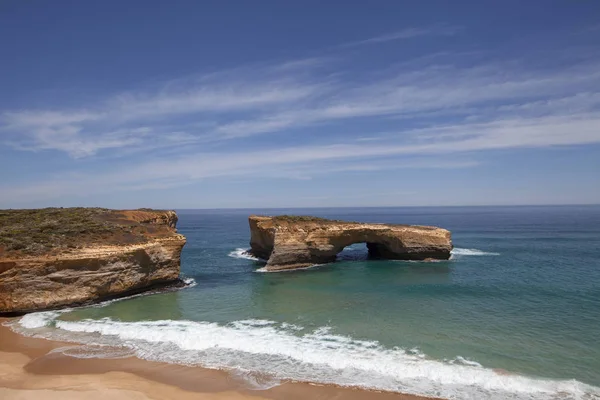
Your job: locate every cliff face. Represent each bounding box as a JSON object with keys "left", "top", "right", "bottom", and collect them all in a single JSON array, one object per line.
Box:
[
  {"left": 0, "top": 208, "right": 186, "bottom": 314},
  {"left": 248, "top": 215, "right": 452, "bottom": 271}
]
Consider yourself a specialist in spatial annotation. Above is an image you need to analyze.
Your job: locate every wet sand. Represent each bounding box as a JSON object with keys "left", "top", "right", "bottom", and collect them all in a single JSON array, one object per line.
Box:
[{"left": 0, "top": 319, "right": 436, "bottom": 400}]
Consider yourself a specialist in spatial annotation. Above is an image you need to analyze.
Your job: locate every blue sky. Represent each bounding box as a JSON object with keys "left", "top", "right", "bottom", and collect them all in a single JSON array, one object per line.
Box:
[{"left": 1, "top": 1, "right": 600, "bottom": 208}]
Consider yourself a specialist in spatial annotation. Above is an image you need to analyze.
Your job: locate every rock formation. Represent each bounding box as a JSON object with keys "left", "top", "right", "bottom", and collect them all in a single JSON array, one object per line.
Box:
[
  {"left": 0, "top": 208, "right": 186, "bottom": 314},
  {"left": 248, "top": 215, "right": 452, "bottom": 271}
]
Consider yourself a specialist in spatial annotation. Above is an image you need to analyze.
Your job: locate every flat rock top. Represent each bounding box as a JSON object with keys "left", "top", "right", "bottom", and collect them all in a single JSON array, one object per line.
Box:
[
  {"left": 250, "top": 215, "right": 443, "bottom": 232},
  {"left": 0, "top": 208, "right": 180, "bottom": 259}
]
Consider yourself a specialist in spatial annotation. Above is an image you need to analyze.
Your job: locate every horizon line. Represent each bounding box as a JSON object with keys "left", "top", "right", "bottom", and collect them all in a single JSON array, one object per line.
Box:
[{"left": 3, "top": 203, "right": 599, "bottom": 211}]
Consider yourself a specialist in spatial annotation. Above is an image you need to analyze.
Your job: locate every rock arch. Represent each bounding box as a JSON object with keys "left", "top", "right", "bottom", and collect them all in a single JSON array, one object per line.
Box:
[{"left": 247, "top": 215, "right": 452, "bottom": 271}]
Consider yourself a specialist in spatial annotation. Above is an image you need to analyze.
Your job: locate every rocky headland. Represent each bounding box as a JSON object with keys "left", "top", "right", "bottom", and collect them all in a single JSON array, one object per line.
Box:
[
  {"left": 248, "top": 215, "right": 452, "bottom": 271},
  {"left": 0, "top": 208, "right": 186, "bottom": 314}
]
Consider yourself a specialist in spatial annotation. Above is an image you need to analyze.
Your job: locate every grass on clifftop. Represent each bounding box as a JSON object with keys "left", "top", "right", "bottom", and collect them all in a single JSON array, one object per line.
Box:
[
  {"left": 271, "top": 215, "right": 353, "bottom": 223},
  {"left": 265, "top": 215, "right": 423, "bottom": 228},
  {"left": 0, "top": 208, "right": 164, "bottom": 257}
]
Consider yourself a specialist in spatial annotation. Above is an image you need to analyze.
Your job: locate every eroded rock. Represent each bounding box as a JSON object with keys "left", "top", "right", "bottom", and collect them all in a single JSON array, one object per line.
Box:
[
  {"left": 0, "top": 208, "right": 186, "bottom": 314},
  {"left": 248, "top": 215, "right": 452, "bottom": 271}
]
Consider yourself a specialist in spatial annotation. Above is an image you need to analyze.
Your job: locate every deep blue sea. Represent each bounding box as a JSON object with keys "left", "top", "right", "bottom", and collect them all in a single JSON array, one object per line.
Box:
[{"left": 12, "top": 206, "right": 600, "bottom": 399}]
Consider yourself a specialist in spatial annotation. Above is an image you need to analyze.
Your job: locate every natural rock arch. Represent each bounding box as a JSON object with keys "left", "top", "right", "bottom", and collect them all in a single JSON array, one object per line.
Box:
[{"left": 247, "top": 215, "right": 452, "bottom": 271}]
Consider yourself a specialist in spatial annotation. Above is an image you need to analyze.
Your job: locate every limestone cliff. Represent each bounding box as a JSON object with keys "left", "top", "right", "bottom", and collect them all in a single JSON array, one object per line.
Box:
[
  {"left": 0, "top": 208, "right": 186, "bottom": 314},
  {"left": 248, "top": 215, "right": 452, "bottom": 271}
]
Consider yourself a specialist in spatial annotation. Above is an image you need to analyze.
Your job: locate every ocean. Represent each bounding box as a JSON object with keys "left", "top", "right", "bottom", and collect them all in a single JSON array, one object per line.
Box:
[{"left": 10, "top": 206, "right": 600, "bottom": 399}]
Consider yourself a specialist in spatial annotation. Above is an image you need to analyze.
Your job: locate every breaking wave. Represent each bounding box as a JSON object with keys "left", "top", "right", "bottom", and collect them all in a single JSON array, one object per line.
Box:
[
  {"left": 228, "top": 248, "right": 261, "bottom": 261},
  {"left": 10, "top": 312, "right": 599, "bottom": 400},
  {"left": 182, "top": 277, "right": 197, "bottom": 287}
]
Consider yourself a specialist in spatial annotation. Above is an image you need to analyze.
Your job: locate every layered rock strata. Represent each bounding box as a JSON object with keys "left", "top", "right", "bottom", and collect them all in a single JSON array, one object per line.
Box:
[
  {"left": 0, "top": 208, "right": 186, "bottom": 314},
  {"left": 248, "top": 215, "right": 452, "bottom": 271}
]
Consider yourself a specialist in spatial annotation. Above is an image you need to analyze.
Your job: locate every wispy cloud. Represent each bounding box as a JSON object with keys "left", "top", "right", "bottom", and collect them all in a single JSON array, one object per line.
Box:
[
  {"left": 0, "top": 63, "right": 329, "bottom": 157},
  {"left": 192, "top": 61, "right": 600, "bottom": 141},
  {"left": 340, "top": 26, "right": 461, "bottom": 48},
  {"left": 0, "top": 152, "right": 475, "bottom": 203},
  {"left": 2, "top": 54, "right": 599, "bottom": 159},
  {"left": 3, "top": 110, "right": 599, "bottom": 204},
  {"left": 2, "top": 32, "right": 600, "bottom": 204}
]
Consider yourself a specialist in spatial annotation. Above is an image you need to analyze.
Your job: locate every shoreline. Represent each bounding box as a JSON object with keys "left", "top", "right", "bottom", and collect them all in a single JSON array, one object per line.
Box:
[{"left": 0, "top": 319, "right": 436, "bottom": 400}]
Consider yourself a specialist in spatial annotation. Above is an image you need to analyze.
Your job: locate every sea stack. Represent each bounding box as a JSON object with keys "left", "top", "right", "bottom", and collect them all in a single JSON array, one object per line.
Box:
[
  {"left": 0, "top": 208, "right": 186, "bottom": 314},
  {"left": 247, "top": 215, "right": 452, "bottom": 271}
]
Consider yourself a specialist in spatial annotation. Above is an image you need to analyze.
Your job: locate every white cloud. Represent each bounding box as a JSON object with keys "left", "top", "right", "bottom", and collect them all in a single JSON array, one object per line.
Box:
[
  {"left": 2, "top": 35, "right": 600, "bottom": 205},
  {"left": 194, "top": 62, "right": 600, "bottom": 141},
  {"left": 0, "top": 62, "right": 329, "bottom": 157},
  {"left": 109, "top": 81, "right": 321, "bottom": 120},
  {"left": 2, "top": 110, "right": 599, "bottom": 205},
  {"left": 340, "top": 26, "right": 461, "bottom": 47},
  {"left": 3, "top": 53, "right": 599, "bottom": 157}
]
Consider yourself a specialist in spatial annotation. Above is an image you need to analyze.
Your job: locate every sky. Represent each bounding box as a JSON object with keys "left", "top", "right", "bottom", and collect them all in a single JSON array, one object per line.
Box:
[{"left": 1, "top": 0, "right": 600, "bottom": 209}]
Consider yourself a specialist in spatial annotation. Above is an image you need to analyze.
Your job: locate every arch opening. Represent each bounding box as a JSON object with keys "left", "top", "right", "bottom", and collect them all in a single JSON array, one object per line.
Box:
[
  {"left": 336, "top": 242, "right": 369, "bottom": 261},
  {"left": 332, "top": 236, "right": 401, "bottom": 263}
]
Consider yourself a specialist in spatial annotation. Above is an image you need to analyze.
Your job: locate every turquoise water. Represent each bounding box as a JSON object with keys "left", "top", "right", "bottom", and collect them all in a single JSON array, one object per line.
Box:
[{"left": 12, "top": 206, "right": 600, "bottom": 399}]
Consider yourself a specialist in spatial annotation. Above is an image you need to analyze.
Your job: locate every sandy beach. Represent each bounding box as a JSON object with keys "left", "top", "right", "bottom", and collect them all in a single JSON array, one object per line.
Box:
[{"left": 0, "top": 319, "right": 433, "bottom": 400}]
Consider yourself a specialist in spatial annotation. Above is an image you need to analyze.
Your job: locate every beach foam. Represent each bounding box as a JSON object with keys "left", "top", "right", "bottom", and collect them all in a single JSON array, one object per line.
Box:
[
  {"left": 49, "top": 344, "right": 135, "bottom": 359},
  {"left": 12, "top": 313, "right": 599, "bottom": 400},
  {"left": 229, "top": 370, "right": 283, "bottom": 390},
  {"left": 18, "top": 311, "right": 67, "bottom": 329}
]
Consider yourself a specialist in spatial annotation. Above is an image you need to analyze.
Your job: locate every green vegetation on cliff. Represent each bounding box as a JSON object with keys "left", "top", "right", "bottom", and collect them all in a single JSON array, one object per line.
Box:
[
  {"left": 271, "top": 215, "right": 350, "bottom": 224},
  {"left": 0, "top": 208, "right": 174, "bottom": 257}
]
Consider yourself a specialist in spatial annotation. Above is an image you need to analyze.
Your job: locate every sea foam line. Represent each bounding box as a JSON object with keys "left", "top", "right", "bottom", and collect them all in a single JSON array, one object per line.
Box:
[
  {"left": 255, "top": 263, "right": 326, "bottom": 273},
  {"left": 12, "top": 313, "right": 599, "bottom": 400},
  {"left": 235, "top": 246, "right": 500, "bottom": 266},
  {"left": 451, "top": 247, "right": 500, "bottom": 257}
]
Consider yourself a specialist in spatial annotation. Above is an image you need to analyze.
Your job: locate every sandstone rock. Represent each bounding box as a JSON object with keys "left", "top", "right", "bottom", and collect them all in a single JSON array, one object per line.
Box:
[
  {"left": 0, "top": 208, "right": 186, "bottom": 314},
  {"left": 248, "top": 215, "right": 452, "bottom": 271}
]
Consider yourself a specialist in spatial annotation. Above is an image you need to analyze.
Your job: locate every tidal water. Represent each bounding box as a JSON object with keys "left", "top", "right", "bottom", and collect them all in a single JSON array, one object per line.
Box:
[{"left": 12, "top": 206, "right": 600, "bottom": 400}]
